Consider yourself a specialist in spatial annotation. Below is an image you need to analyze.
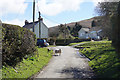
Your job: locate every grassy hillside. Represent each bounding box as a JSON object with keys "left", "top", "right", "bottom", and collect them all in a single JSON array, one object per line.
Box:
[
  {"left": 2, "top": 48, "right": 52, "bottom": 79},
  {"left": 76, "top": 41, "right": 120, "bottom": 78}
]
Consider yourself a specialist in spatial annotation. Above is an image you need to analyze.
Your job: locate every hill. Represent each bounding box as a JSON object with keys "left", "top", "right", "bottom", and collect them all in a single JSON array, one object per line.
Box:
[{"left": 48, "top": 16, "right": 102, "bottom": 38}]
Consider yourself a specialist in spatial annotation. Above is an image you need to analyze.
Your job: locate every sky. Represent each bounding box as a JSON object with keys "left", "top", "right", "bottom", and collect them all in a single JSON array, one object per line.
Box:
[{"left": 0, "top": 0, "right": 117, "bottom": 28}]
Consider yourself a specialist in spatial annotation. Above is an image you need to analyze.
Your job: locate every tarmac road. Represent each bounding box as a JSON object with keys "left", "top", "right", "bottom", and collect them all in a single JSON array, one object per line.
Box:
[{"left": 35, "top": 46, "right": 95, "bottom": 78}]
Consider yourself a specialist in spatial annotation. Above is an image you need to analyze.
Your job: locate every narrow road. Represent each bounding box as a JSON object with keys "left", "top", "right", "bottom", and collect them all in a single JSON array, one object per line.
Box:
[{"left": 35, "top": 46, "right": 95, "bottom": 78}]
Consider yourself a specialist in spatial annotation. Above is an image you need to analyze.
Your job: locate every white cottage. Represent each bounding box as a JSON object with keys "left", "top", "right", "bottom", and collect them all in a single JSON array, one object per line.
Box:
[
  {"left": 89, "top": 31, "right": 98, "bottom": 39},
  {"left": 78, "top": 28, "right": 90, "bottom": 39},
  {"left": 23, "top": 18, "right": 48, "bottom": 39},
  {"left": 89, "top": 27, "right": 102, "bottom": 40},
  {"left": 78, "top": 27, "right": 102, "bottom": 40}
]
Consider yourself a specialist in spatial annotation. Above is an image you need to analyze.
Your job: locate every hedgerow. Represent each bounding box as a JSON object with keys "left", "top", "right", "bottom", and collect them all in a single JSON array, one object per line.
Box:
[{"left": 2, "top": 23, "right": 37, "bottom": 66}]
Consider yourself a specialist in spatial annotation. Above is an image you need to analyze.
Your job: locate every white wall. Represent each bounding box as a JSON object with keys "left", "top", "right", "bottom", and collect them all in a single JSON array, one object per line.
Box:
[
  {"left": 78, "top": 29, "right": 87, "bottom": 39},
  {"left": 41, "top": 22, "right": 48, "bottom": 38},
  {"left": 89, "top": 31, "right": 98, "bottom": 39},
  {"left": 78, "top": 28, "right": 100, "bottom": 39},
  {"left": 28, "top": 21, "right": 48, "bottom": 39},
  {"left": 34, "top": 23, "right": 39, "bottom": 38}
]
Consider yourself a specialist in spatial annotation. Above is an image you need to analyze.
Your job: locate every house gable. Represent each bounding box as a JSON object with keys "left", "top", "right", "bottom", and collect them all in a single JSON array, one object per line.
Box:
[
  {"left": 23, "top": 20, "right": 48, "bottom": 39},
  {"left": 78, "top": 28, "right": 90, "bottom": 39}
]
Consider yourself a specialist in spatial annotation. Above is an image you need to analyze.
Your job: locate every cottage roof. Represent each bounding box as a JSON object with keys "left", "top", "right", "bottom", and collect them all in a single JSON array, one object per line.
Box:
[
  {"left": 23, "top": 20, "right": 48, "bottom": 29},
  {"left": 82, "top": 28, "right": 90, "bottom": 32},
  {"left": 23, "top": 21, "right": 39, "bottom": 29}
]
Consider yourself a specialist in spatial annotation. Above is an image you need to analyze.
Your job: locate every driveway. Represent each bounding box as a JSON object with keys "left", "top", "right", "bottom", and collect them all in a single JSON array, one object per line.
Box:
[{"left": 35, "top": 46, "right": 95, "bottom": 78}]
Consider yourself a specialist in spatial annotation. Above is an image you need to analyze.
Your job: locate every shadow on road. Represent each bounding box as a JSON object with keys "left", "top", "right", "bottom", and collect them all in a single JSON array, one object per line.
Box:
[{"left": 60, "top": 67, "right": 95, "bottom": 78}]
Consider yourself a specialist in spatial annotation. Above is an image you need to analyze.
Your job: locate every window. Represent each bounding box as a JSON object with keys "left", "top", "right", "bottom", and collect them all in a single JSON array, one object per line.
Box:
[{"left": 80, "top": 33, "right": 84, "bottom": 36}]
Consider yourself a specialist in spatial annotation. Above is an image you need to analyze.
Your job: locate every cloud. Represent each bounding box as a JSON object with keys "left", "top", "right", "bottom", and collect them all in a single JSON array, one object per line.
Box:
[
  {"left": 0, "top": 0, "right": 28, "bottom": 16},
  {"left": 3, "top": 19, "right": 25, "bottom": 27},
  {"left": 37, "top": 0, "right": 84, "bottom": 16}
]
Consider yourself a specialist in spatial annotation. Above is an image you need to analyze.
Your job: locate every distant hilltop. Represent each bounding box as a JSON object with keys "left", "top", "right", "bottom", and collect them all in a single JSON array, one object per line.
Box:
[{"left": 48, "top": 16, "right": 102, "bottom": 38}]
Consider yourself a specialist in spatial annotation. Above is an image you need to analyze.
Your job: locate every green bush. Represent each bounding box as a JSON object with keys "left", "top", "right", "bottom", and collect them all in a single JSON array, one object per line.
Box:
[
  {"left": 47, "top": 38, "right": 55, "bottom": 45},
  {"left": 74, "top": 37, "right": 80, "bottom": 39},
  {"left": 56, "top": 39, "right": 72, "bottom": 45},
  {"left": 73, "top": 38, "right": 91, "bottom": 43},
  {"left": 2, "top": 23, "right": 37, "bottom": 66}
]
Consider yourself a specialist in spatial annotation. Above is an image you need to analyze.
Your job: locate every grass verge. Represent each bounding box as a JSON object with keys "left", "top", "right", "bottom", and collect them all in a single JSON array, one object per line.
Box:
[
  {"left": 2, "top": 48, "right": 52, "bottom": 79},
  {"left": 68, "top": 41, "right": 89, "bottom": 46},
  {"left": 48, "top": 45, "right": 56, "bottom": 47},
  {"left": 77, "top": 41, "right": 120, "bottom": 78}
]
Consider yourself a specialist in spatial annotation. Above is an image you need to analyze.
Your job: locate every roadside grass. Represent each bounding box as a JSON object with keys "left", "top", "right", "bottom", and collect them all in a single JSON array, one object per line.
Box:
[
  {"left": 68, "top": 41, "right": 89, "bottom": 46},
  {"left": 77, "top": 41, "right": 120, "bottom": 78},
  {"left": 48, "top": 45, "right": 56, "bottom": 47},
  {"left": 2, "top": 48, "right": 52, "bottom": 79}
]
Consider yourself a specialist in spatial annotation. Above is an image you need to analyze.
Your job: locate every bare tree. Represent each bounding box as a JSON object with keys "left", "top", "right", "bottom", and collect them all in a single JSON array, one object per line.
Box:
[
  {"left": 95, "top": 1, "right": 120, "bottom": 57},
  {"left": 95, "top": 2, "right": 119, "bottom": 40},
  {"left": 58, "top": 24, "right": 69, "bottom": 39}
]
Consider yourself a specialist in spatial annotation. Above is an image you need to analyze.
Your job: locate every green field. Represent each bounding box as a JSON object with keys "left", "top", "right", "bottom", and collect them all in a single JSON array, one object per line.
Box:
[
  {"left": 77, "top": 41, "right": 120, "bottom": 78},
  {"left": 2, "top": 48, "right": 52, "bottom": 79}
]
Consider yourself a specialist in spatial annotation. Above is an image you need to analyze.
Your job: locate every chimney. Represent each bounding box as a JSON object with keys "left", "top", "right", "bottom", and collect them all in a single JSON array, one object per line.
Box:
[
  {"left": 40, "top": 18, "right": 43, "bottom": 22},
  {"left": 38, "top": 11, "right": 43, "bottom": 22},
  {"left": 38, "top": 17, "right": 43, "bottom": 22},
  {"left": 25, "top": 20, "right": 29, "bottom": 25}
]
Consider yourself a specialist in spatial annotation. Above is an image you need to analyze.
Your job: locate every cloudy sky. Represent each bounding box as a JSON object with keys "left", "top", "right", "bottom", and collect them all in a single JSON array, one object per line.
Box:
[{"left": 0, "top": 0, "right": 116, "bottom": 27}]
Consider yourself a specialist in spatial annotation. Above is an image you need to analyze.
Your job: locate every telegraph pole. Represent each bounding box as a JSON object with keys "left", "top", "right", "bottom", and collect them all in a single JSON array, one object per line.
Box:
[
  {"left": 33, "top": 0, "right": 35, "bottom": 32},
  {"left": 39, "top": 11, "right": 41, "bottom": 38}
]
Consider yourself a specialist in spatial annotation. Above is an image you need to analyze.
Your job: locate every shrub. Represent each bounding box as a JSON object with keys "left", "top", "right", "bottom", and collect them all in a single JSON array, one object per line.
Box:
[
  {"left": 74, "top": 37, "right": 80, "bottom": 39},
  {"left": 56, "top": 39, "right": 72, "bottom": 45},
  {"left": 72, "top": 38, "right": 91, "bottom": 43},
  {"left": 47, "top": 38, "right": 55, "bottom": 45},
  {"left": 2, "top": 23, "right": 37, "bottom": 66}
]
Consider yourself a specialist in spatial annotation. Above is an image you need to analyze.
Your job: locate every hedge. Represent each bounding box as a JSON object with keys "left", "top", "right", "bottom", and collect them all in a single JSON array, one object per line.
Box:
[
  {"left": 2, "top": 23, "right": 37, "bottom": 66},
  {"left": 48, "top": 38, "right": 91, "bottom": 46},
  {"left": 48, "top": 38, "right": 55, "bottom": 45},
  {"left": 55, "top": 39, "right": 73, "bottom": 45}
]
